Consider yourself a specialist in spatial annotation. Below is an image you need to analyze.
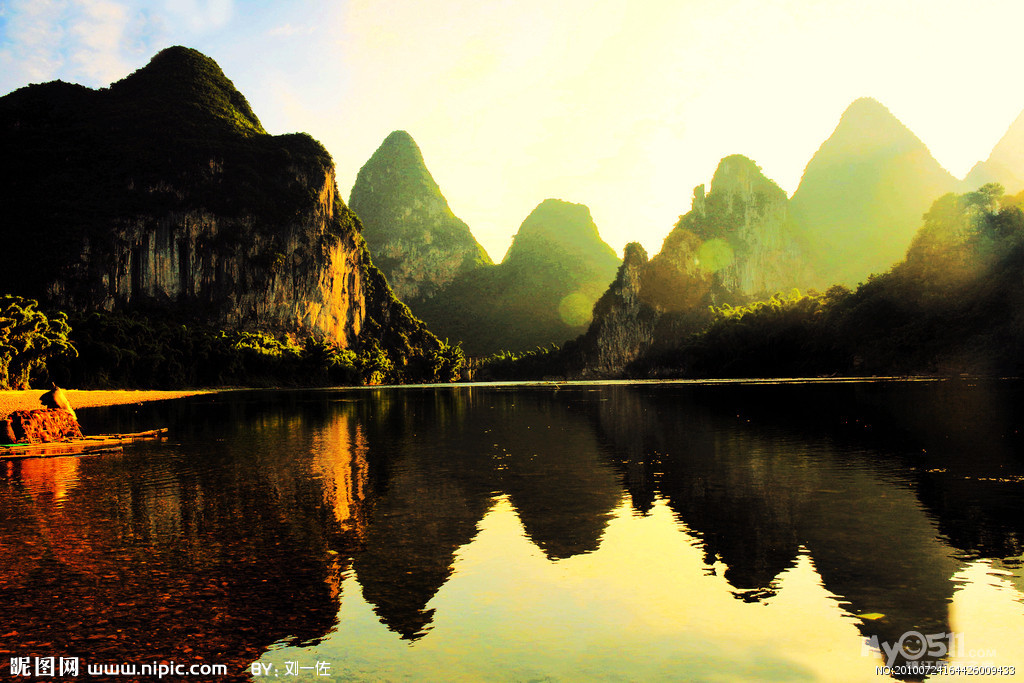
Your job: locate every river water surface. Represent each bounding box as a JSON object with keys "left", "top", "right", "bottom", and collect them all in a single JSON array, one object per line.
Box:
[{"left": 2, "top": 380, "right": 1024, "bottom": 681}]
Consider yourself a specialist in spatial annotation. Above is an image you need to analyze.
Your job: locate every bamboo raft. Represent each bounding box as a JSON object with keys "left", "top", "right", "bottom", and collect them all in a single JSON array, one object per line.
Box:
[{"left": 0, "top": 428, "right": 169, "bottom": 460}]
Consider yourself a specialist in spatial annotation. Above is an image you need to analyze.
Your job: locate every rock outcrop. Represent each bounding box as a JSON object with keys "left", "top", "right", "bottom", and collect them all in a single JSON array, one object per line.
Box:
[
  {"left": 349, "top": 131, "right": 492, "bottom": 306},
  {"left": 640, "top": 155, "right": 805, "bottom": 311},
  {"left": 688, "top": 155, "right": 806, "bottom": 297},
  {"left": 0, "top": 46, "right": 439, "bottom": 360},
  {"left": 572, "top": 243, "right": 659, "bottom": 375},
  {"left": 571, "top": 156, "right": 805, "bottom": 374}
]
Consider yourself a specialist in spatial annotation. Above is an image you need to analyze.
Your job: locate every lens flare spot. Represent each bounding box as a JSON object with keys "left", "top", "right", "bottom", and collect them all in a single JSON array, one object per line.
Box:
[
  {"left": 558, "top": 291, "right": 593, "bottom": 327},
  {"left": 696, "top": 238, "right": 734, "bottom": 273}
]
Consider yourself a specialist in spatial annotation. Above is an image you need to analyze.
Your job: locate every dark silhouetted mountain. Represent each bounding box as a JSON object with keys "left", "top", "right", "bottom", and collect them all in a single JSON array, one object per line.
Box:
[
  {"left": 0, "top": 46, "right": 447, "bottom": 378},
  {"left": 570, "top": 243, "right": 659, "bottom": 376},
  {"left": 349, "top": 130, "right": 492, "bottom": 306},
  {"left": 789, "top": 97, "right": 958, "bottom": 287}
]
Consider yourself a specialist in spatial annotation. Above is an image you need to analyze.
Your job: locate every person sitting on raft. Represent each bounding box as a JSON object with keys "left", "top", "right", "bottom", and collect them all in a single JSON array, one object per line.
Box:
[{"left": 40, "top": 382, "right": 77, "bottom": 421}]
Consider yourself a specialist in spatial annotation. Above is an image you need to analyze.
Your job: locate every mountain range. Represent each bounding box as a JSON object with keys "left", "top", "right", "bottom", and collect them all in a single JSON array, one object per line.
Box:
[
  {"left": 4, "top": 44, "right": 1024, "bottom": 381},
  {"left": 559, "top": 97, "right": 1024, "bottom": 374},
  {"left": 350, "top": 134, "right": 621, "bottom": 356},
  {"left": 360, "top": 96, "right": 1024, "bottom": 366}
]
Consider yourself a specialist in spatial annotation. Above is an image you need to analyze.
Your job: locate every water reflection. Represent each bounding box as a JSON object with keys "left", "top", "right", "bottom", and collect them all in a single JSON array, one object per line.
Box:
[
  {"left": 349, "top": 388, "right": 622, "bottom": 640},
  {"left": 0, "top": 398, "right": 363, "bottom": 680},
  {"left": 594, "top": 383, "right": 966, "bottom": 667},
  {"left": 1, "top": 381, "right": 1022, "bottom": 680}
]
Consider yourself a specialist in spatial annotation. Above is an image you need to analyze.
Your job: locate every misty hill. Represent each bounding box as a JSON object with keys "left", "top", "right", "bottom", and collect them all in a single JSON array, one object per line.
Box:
[
  {"left": 964, "top": 109, "right": 1024, "bottom": 194},
  {"left": 416, "top": 199, "right": 621, "bottom": 356},
  {"left": 349, "top": 130, "right": 492, "bottom": 306},
  {"left": 0, "top": 46, "right": 450, "bottom": 382},
  {"left": 789, "top": 97, "right": 958, "bottom": 288}
]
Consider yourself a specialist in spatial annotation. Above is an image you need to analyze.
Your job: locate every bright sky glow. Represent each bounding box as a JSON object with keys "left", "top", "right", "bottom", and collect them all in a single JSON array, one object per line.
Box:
[{"left": 3, "top": 0, "right": 1024, "bottom": 260}]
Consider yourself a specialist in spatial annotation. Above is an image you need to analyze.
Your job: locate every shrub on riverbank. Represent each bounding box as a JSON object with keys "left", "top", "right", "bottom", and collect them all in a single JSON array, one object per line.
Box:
[{"left": 41, "top": 311, "right": 463, "bottom": 389}]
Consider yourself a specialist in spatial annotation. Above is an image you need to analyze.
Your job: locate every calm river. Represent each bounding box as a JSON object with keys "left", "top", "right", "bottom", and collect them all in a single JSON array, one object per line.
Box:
[{"left": 2, "top": 380, "right": 1024, "bottom": 681}]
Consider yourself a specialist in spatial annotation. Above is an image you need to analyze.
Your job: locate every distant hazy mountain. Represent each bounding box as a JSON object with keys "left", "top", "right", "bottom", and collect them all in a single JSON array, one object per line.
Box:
[
  {"left": 349, "top": 130, "right": 492, "bottom": 305},
  {"left": 964, "top": 108, "right": 1024, "bottom": 194},
  {"left": 789, "top": 97, "right": 958, "bottom": 287},
  {"left": 503, "top": 198, "right": 620, "bottom": 293},
  {"left": 679, "top": 184, "right": 1024, "bottom": 378},
  {"left": 417, "top": 199, "right": 621, "bottom": 356},
  {"left": 499, "top": 198, "right": 621, "bottom": 339}
]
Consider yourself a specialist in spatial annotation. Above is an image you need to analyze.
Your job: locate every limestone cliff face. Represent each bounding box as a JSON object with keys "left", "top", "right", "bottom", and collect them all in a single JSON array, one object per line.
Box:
[
  {"left": 349, "top": 131, "right": 492, "bottom": 306},
  {"left": 48, "top": 164, "right": 367, "bottom": 346},
  {"left": 572, "top": 155, "right": 805, "bottom": 375},
  {"left": 691, "top": 155, "right": 806, "bottom": 297},
  {"left": 640, "top": 155, "right": 803, "bottom": 313},
  {"left": 0, "top": 46, "right": 433, "bottom": 353}
]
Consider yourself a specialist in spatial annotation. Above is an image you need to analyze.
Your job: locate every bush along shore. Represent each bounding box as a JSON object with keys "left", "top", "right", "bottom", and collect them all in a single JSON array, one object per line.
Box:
[{"left": 1, "top": 300, "right": 465, "bottom": 391}]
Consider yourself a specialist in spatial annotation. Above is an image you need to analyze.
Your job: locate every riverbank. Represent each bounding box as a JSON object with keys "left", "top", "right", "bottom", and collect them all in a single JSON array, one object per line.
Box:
[{"left": 0, "top": 389, "right": 213, "bottom": 417}]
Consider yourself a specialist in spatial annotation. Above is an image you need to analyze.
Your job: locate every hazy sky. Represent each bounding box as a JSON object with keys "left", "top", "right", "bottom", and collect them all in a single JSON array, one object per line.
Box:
[{"left": 3, "top": 0, "right": 1024, "bottom": 261}]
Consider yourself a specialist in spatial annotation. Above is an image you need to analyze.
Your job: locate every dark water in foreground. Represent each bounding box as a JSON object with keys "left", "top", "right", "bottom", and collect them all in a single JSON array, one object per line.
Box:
[{"left": 3, "top": 380, "right": 1024, "bottom": 681}]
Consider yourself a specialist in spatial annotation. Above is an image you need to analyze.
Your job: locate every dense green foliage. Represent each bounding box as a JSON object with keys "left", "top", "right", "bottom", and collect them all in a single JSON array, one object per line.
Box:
[
  {"left": 43, "top": 309, "right": 464, "bottom": 389},
  {"left": 0, "top": 296, "right": 76, "bottom": 389},
  {"left": 633, "top": 288, "right": 849, "bottom": 377},
  {"left": 354, "top": 244, "right": 466, "bottom": 384},
  {"left": 476, "top": 344, "right": 566, "bottom": 381}
]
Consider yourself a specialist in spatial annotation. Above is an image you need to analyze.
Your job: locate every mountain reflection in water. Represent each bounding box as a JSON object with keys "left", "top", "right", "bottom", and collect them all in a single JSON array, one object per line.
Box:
[{"left": 1, "top": 380, "right": 1023, "bottom": 681}]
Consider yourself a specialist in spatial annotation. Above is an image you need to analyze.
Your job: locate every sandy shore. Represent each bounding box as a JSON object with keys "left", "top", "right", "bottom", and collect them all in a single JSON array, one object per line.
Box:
[{"left": 0, "top": 389, "right": 213, "bottom": 418}]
